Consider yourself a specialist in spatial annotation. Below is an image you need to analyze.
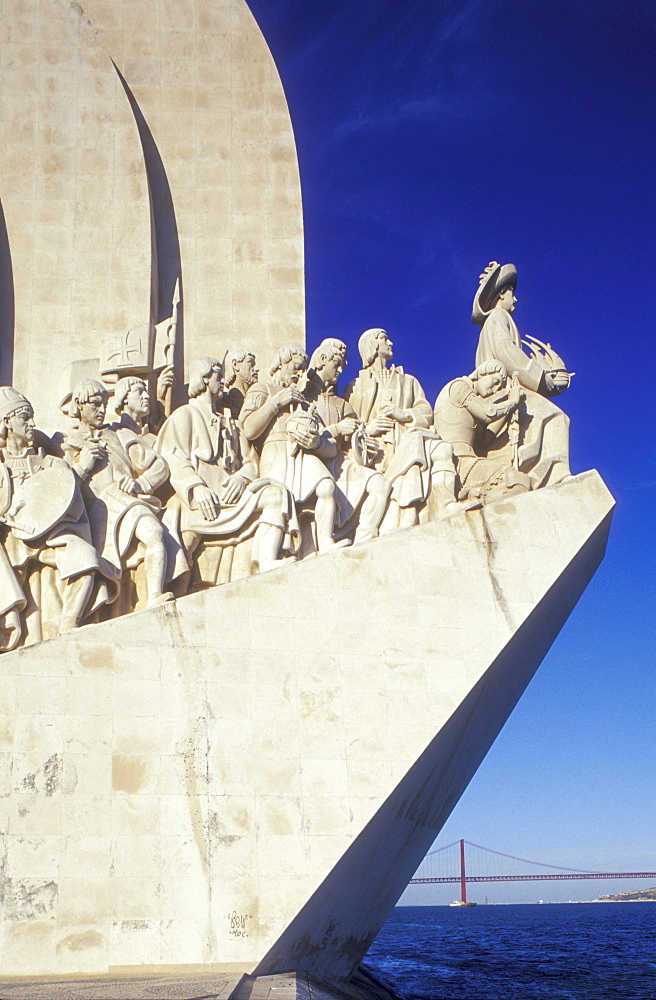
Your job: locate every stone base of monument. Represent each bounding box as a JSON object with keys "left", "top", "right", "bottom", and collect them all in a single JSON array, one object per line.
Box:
[
  {"left": 0, "top": 966, "right": 400, "bottom": 1000},
  {"left": 0, "top": 470, "right": 613, "bottom": 982}
]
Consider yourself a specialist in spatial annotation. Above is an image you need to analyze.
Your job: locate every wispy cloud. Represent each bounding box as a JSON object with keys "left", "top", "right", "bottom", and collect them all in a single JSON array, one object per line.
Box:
[
  {"left": 302, "top": 0, "right": 505, "bottom": 148},
  {"left": 329, "top": 92, "right": 477, "bottom": 143}
]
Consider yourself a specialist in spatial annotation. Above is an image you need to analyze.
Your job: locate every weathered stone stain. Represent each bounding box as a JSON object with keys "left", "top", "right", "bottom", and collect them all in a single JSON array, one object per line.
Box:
[
  {"left": 43, "top": 754, "right": 62, "bottom": 796},
  {"left": 56, "top": 929, "right": 104, "bottom": 953},
  {"left": 79, "top": 645, "right": 116, "bottom": 670},
  {"left": 19, "top": 754, "right": 61, "bottom": 798},
  {"left": 4, "top": 879, "right": 58, "bottom": 921},
  {"left": 299, "top": 688, "right": 339, "bottom": 720},
  {"left": 469, "top": 508, "right": 516, "bottom": 630},
  {"left": 121, "top": 919, "right": 151, "bottom": 931},
  {"left": 112, "top": 755, "right": 146, "bottom": 794}
]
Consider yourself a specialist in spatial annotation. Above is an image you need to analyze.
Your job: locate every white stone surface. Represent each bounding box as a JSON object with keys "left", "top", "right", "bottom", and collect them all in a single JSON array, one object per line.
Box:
[
  {"left": 0, "top": 0, "right": 152, "bottom": 429},
  {"left": 75, "top": 0, "right": 306, "bottom": 380},
  {"left": 0, "top": 0, "right": 305, "bottom": 427},
  {"left": 0, "top": 470, "right": 613, "bottom": 978}
]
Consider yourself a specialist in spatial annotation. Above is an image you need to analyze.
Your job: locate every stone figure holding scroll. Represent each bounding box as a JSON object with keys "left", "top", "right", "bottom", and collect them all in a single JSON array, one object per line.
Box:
[
  {"left": 241, "top": 345, "right": 348, "bottom": 553},
  {"left": 434, "top": 361, "right": 531, "bottom": 504},
  {"left": 0, "top": 388, "right": 118, "bottom": 650},
  {"left": 473, "top": 262, "right": 571, "bottom": 487},
  {"left": 305, "top": 338, "right": 392, "bottom": 544},
  {"left": 156, "top": 356, "right": 298, "bottom": 578},
  {"left": 344, "top": 328, "right": 464, "bottom": 528},
  {"left": 62, "top": 379, "right": 174, "bottom": 609}
]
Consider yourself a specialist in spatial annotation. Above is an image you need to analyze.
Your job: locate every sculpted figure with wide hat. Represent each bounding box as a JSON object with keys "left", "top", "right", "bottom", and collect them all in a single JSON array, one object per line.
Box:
[
  {"left": 471, "top": 260, "right": 572, "bottom": 488},
  {"left": 472, "top": 261, "right": 518, "bottom": 321}
]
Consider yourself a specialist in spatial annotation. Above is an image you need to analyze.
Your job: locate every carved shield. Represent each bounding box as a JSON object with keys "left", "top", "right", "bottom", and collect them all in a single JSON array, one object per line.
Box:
[{"left": 5, "top": 465, "right": 77, "bottom": 540}]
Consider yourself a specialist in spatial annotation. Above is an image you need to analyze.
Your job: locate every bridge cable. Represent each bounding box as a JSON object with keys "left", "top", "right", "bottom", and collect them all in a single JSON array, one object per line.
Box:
[{"left": 465, "top": 839, "right": 602, "bottom": 874}]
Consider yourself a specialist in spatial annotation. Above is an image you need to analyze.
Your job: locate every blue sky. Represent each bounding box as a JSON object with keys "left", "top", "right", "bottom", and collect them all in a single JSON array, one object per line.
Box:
[{"left": 247, "top": 0, "right": 656, "bottom": 903}]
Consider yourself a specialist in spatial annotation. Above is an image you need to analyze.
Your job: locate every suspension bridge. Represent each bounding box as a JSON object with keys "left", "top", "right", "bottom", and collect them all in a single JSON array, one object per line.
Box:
[{"left": 410, "top": 840, "right": 656, "bottom": 904}]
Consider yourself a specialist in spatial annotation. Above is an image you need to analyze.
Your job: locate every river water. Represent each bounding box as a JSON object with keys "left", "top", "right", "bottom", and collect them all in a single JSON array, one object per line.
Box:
[{"left": 364, "top": 903, "right": 655, "bottom": 999}]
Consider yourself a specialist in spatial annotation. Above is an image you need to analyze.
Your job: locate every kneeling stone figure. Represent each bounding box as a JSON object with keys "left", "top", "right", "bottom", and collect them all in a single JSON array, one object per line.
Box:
[{"left": 434, "top": 360, "right": 531, "bottom": 503}]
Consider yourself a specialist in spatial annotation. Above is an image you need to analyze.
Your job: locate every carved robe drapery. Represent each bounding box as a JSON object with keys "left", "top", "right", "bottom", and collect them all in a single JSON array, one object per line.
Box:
[
  {"left": 158, "top": 400, "right": 259, "bottom": 532},
  {"left": 305, "top": 382, "right": 382, "bottom": 530},
  {"left": 156, "top": 399, "right": 298, "bottom": 583},
  {"left": 344, "top": 366, "right": 444, "bottom": 510},
  {"left": 62, "top": 428, "right": 169, "bottom": 575},
  {"left": 240, "top": 381, "right": 335, "bottom": 505},
  {"left": 434, "top": 377, "right": 523, "bottom": 502},
  {"left": 0, "top": 448, "right": 118, "bottom": 641}
]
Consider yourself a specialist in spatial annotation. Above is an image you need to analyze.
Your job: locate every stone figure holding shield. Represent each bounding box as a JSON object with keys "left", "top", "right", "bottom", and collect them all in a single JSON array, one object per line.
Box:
[{"left": 0, "top": 387, "right": 118, "bottom": 650}]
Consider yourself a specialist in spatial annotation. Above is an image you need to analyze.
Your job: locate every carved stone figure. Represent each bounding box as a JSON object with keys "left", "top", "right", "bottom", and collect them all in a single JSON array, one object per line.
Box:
[
  {"left": 241, "top": 345, "right": 348, "bottom": 553},
  {"left": 344, "top": 328, "right": 464, "bottom": 528},
  {"left": 0, "top": 388, "right": 118, "bottom": 650},
  {"left": 473, "top": 262, "right": 572, "bottom": 487},
  {"left": 306, "top": 339, "right": 392, "bottom": 543},
  {"left": 223, "top": 348, "right": 259, "bottom": 419},
  {"left": 62, "top": 379, "right": 174, "bottom": 609},
  {"left": 156, "top": 357, "right": 298, "bottom": 578},
  {"left": 112, "top": 375, "right": 158, "bottom": 444},
  {"left": 434, "top": 360, "right": 532, "bottom": 503}
]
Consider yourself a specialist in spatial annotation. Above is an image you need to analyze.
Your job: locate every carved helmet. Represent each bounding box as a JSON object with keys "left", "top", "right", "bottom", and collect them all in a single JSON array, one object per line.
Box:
[{"left": 0, "top": 386, "right": 32, "bottom": 422}]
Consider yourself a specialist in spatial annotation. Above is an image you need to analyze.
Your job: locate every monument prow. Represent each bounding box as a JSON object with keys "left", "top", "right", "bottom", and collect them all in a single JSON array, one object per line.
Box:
[
  {"left": 0, "top": 470, "right": 613, "bottom": 979},
  {"left": 0, "top": 3, "right": 614, "bottom": 993}
]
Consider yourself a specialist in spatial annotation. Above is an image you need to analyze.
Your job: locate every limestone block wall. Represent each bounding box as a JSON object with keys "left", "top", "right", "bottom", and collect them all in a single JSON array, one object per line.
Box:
[
  {"left": 82, "top": 0, "right": 305, "bottom": 376},
  {"left": 0, "top": 471, "right": 613, "bottom": 978},
  {"left": 0, "top": 0, "right": 152, "bottom": 428},
  {"left": 0, "top": 0, "right": 305, "bottom": 429}
]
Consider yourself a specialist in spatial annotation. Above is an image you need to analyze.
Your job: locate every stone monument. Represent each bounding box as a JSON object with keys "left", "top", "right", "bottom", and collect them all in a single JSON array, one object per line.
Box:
[{"left": 0, "top": 3, "right": 613, "bottom": 997}]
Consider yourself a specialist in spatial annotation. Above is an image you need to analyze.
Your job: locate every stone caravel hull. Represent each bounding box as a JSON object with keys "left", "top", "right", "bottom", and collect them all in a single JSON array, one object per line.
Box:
[{"left": 0, "top": 470, "right": 613, "bottom": 980}]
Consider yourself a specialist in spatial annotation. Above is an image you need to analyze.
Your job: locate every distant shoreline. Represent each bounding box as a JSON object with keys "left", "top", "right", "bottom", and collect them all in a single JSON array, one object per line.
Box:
[{"left": 397, "top": 899, "right": 656, "bottom": 907}]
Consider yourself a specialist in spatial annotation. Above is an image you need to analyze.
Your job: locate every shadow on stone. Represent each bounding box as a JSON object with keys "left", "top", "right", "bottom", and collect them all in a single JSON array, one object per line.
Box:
[
  {"left": 0, "top": 197, "right": 15, "bottom": 385},
  {"left": 112, "top": 62, "right": 185, "bottom": 408}
]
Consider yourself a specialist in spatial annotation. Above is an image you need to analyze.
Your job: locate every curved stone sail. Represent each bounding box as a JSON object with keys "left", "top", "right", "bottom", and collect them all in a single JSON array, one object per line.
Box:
[
  {"left": 0, "top": 471, "right": 613, "bottom": 977},
  {"left": 0, "top": 0, "right": 152, "bottom": 430},
  {"left": 0, "top": 0, "right": 304, "bottom": 428},
  {"left": 81, "top": 0, "right": 306, "bottom": 378}
]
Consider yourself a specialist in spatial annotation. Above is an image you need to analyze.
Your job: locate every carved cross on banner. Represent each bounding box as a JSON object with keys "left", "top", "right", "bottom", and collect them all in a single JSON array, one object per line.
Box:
[
  {"left": 105, "top": 332, "right": 144, "bottom": 366},
  {"left": 99, "top": 324, "right": 152, "bottom": 378}
]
